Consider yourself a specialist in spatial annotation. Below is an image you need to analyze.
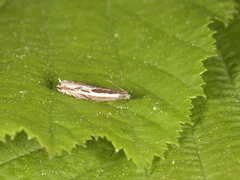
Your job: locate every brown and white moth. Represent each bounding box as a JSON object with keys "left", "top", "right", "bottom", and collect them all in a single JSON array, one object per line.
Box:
[{"left": 56, "top": 79, "right": 130, "bottom": 101}]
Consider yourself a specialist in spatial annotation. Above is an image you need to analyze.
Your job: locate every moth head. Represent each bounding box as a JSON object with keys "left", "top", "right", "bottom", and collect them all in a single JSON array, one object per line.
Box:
[
  {"left": 56, "top": 79, "right": 67, "bottom": 92},
  {"left": 56, "top": 84, "right": 62, "bottom": 92},
  {"left": 56, "top": 79, "right": 62, "bottom": 90}
]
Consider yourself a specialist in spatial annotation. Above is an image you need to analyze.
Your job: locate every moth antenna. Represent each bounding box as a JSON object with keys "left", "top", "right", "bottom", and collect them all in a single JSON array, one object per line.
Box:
[{"left": 106, "top": 77, "right": 125, "bottom": 91}]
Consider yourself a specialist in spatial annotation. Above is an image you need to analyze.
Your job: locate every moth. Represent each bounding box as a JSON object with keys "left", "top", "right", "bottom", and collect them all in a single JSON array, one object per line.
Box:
[{"left": 56, "top": 79, "right": 130, "bottom": 101}]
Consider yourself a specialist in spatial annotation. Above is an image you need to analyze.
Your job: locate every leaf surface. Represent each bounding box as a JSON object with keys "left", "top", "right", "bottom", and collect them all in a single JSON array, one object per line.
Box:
[
  {"left": 149, "top": 1, "right": 240, "bottom": 179},
  {"left": 0, "top": 0, "right": 236, "bottom": 170}
]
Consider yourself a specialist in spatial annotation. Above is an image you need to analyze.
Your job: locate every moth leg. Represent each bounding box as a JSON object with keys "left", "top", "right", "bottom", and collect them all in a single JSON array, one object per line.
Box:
[
  {"left": 109, "top": 100, "right": 117, "bottom": 107},
  {"left": 71, "top": 92, "right": 89, "bottom": 100}
]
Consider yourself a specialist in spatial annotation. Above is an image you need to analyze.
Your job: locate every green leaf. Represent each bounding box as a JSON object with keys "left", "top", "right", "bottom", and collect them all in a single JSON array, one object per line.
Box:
[
  {"left": 0, "top": 131, "right": 144, "bottom": 179},
  {"left": 148, "top": 2, "right": 240, "bottom": 180},
  {"left": 0, "top": 0, "right": 236, "bottom": 171}
]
